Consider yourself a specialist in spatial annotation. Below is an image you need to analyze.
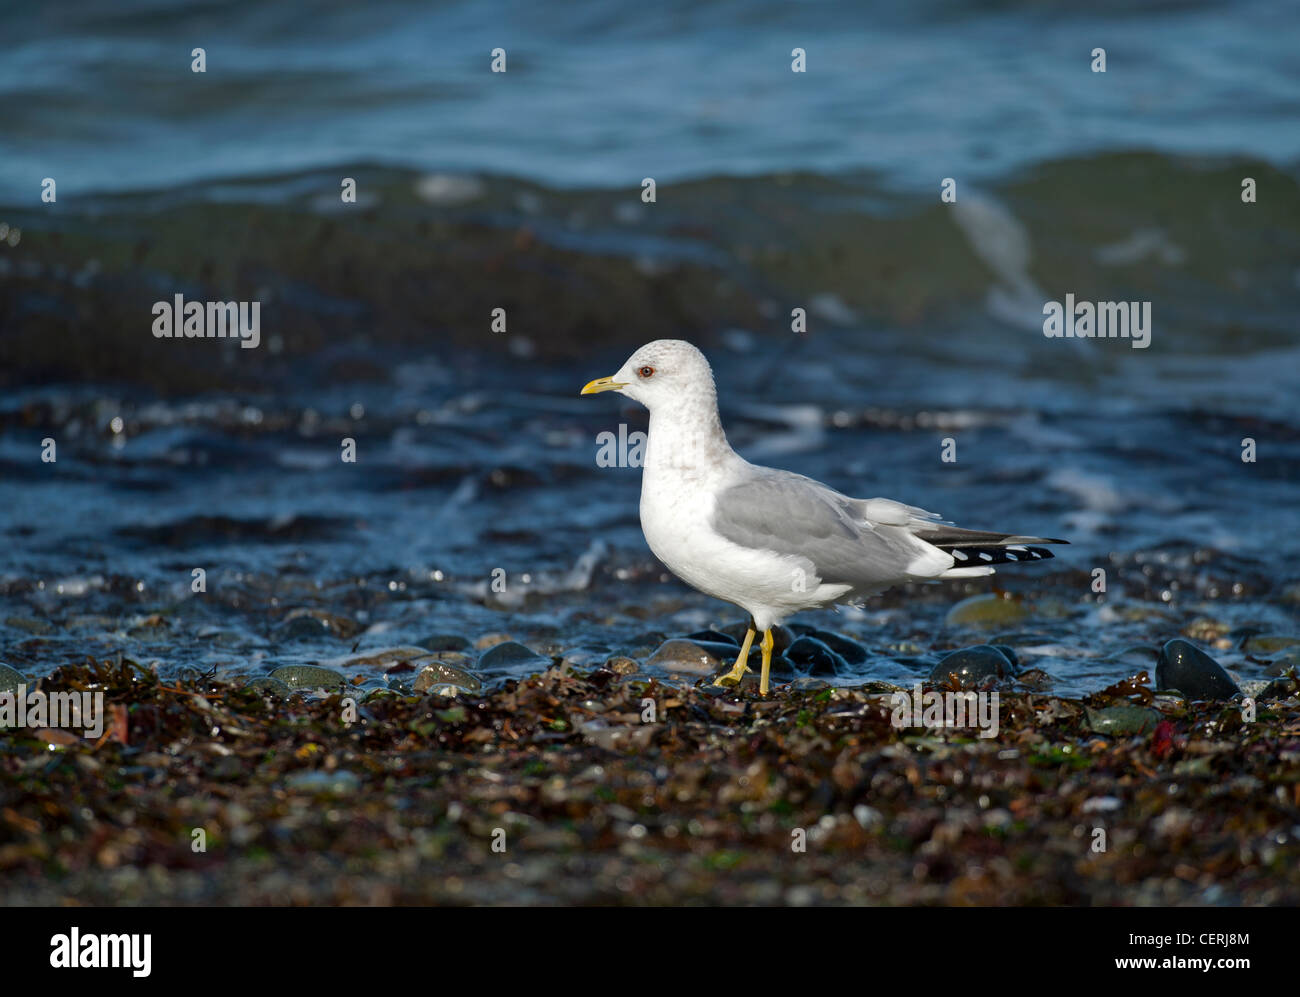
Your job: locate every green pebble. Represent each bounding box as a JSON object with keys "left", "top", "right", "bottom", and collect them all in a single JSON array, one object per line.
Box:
[
  {"left": 269, "top": 665, "right": 348, "bottom": 689},
  {"left": 945, "top": 594, "right": 1029, "bottom": 627},
  {"left": 1083, "top": 705, "right": 1163, "bottom": 736}
]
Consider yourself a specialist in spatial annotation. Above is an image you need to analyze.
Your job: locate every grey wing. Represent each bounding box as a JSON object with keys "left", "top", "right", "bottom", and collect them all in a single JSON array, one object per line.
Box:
[{"left": 709, "top": 470, "right": 949, "bottom": 587}]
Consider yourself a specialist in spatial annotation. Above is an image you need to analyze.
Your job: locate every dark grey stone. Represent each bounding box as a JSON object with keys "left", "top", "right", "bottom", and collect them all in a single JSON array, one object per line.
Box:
[{"left": 1156, "top": 639, "right": 1241, "bottom": 700}]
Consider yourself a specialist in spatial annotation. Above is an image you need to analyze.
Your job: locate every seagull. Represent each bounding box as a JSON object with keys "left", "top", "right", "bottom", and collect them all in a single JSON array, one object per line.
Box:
[{"left": 581, "top": 340, "right": 1066, "bottom": 695}]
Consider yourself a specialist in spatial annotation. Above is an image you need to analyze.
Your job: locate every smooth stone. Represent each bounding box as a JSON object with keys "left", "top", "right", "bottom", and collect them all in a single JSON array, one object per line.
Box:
[
  {"left": 0, "top": 663, "right": 25, "bottom": 693},
  {"left": 929, "top": 645, "right": 1017, "bottom": 687},
  {"left": 806, "top": 629, "right": 869, "bottom": 665},
  {"left": 417, "top": 634, "right": 471, "bottom": 652},
  {"left": 269, "top": 665, "right": 348, "bottom": 689},
  {"left": 243, "top": 676, "right": 292, "bottom": 697},
  {"left": 477, "top": 640, "right": 550, "bottom": 670},
  {"left": 413, "top": 661, "right": 482, "bottom": 695},
  {"left": 645, "top": 639, "right": 735, "bottom": 675},
  {"left": 331, "top": 646, "right": 436, "bottom": 670},
  {"left": 1156, "top": 639, "right": 1241, "bottom": 701},
  {"left": 1084, "top": 705, "right": 1163, "bottom": 736},
  {"left": 1243, "top": 634, "right": 1300, "bottom": 656},
  {"left": 945, "top": 593, "right": 1028, "bottom": 627},
  {"left": 686, "top": 629, "right": 739, "bottom": 646},
  {"left": 474, "top": 633, "right": 514, "bottom": 650},
  {"left": 991, "top": 645, "right": 1019, "bottom": 668},
  {"left": 784, "top": 636, "right": 847, "bottom": 676}
]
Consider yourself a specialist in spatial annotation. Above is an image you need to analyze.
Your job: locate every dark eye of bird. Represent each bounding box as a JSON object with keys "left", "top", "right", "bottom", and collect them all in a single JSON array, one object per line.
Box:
[{"left": 638, "top": 366, "right": 655, "bottom": 378}]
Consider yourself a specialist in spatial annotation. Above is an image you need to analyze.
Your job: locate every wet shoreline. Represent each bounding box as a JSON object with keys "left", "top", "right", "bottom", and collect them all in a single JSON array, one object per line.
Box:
[{"left": 3, "top": 155, "right": 1298, "bottom": 911}]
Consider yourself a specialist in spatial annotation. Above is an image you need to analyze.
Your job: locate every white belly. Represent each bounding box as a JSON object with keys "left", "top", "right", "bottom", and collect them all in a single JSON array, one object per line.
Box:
[{"left": 639, "top": 464, "right": 850, "bottom": 626}]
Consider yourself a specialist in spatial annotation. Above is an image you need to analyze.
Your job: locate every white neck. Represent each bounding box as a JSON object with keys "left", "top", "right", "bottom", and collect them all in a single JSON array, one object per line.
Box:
[{"left": 644, "top": 385, "right": 736, "bottom": 475}]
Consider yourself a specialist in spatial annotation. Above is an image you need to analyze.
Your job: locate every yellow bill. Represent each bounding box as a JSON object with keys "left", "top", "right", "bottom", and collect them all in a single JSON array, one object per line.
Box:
[{"left": 580, "top": 376, "right": 627, "bottom": 395}]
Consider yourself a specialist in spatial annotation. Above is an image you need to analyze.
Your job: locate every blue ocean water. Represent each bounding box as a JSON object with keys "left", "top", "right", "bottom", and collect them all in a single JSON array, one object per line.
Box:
[{"left": 2, "top": 0, "right": 1297, "bottom": 195}]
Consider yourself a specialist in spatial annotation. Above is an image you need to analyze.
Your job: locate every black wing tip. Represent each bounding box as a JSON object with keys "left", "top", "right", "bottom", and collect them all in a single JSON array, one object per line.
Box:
[{"left": 945, "top": 543, "right": 1059, "bottom": 566}]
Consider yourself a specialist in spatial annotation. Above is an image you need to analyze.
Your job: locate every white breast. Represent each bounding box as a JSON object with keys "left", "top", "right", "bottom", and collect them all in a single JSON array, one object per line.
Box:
[
  {"left": 633, "top": 385, "right": 860, "bottom": 627},
  {"left": 639, "top": 438, "right": 850, "bottom": 625}
]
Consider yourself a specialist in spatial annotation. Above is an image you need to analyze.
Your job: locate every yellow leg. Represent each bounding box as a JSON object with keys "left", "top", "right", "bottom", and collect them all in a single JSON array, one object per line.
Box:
[
  {"left": 715, "top": 627, "right": 756, "bottom": 687},
  {"left": 759, "top": 628, "right": 774, "bottom": 696}
]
